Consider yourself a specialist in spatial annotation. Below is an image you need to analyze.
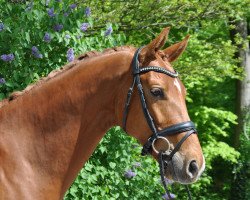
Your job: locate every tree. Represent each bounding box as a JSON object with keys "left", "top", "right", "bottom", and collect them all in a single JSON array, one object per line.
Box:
[{"left": 229, "top": 18, "right": 250, "bottom": 200}]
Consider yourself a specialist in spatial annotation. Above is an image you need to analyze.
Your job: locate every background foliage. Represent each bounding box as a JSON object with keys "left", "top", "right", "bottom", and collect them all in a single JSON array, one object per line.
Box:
[{"left": 0, "top": 0, "right": 249, "bottom": 199}]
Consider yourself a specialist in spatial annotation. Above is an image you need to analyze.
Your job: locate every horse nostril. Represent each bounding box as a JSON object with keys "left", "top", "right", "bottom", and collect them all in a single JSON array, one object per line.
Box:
[{"left": 188, "top": 160, "right": 198, "bottom": 176}]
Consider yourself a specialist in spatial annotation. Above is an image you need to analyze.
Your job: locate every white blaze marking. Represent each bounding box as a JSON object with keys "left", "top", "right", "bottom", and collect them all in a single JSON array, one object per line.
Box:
[{"left": 174, "top": 79, "right": 182, "bottom": 93}]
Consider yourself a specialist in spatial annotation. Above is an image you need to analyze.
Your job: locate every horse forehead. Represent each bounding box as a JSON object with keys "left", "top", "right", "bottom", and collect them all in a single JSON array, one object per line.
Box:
[{"left": 150, "top": 56, "right": 171, "bottom": 69}]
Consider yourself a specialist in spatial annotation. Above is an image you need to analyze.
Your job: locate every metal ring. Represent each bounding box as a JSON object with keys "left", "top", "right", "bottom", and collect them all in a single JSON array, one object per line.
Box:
[{"left": 152, "top": 136, "right": 170, "bottom": 155}]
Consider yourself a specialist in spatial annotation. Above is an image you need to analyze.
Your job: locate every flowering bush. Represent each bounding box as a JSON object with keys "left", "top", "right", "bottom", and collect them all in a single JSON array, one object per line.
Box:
[{"left": 0, "top": 1, "right": 124, "bottom": 100}]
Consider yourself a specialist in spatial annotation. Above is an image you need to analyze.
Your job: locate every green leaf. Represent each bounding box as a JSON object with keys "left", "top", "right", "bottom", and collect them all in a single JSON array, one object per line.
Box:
[
  {"left": 5, "top": 82, "right": 14, "bottom": 88},
  {"left": 0, "top": 93, "right": 5, "bottom": 100},
  {"left": 109, "top": 162, "right": 116, "bottom": 169},
  {"left": 25, "top": 32, "right": 30, "bottom": 43}
]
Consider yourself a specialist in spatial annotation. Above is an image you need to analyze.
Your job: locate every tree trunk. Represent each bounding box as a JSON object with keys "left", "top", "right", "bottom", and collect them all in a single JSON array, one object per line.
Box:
[
  {"left": 229, "top": 18, "right": 250, "bottom": 200},
  {"left": 230, "top": 19, "right": 250, "bottom": 147}
]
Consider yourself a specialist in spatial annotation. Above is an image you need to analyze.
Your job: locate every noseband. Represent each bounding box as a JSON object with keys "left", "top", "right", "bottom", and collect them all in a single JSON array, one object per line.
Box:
[{"left": 122, "top": 47, "right": 197, "bottom": 199}]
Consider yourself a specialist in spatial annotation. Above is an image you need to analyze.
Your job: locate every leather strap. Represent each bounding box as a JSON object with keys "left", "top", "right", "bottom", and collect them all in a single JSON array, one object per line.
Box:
[
  {"left": 158, "top": 121, "right": 196, "bottom": 136},
  {"left": 122, "top": 78, "right": 136, "bottom": 132},
  {"left": 141, "top": 123, "right": 196, "bottom": 156}
]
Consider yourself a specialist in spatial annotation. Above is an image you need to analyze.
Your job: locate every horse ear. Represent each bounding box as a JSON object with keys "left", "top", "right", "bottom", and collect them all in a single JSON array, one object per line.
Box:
[
  {"left": 139, "top": 27, "right": 170, "bottom": 65},
  {"left": 163, "top": 35, "right": 190, "bottom": 62}
]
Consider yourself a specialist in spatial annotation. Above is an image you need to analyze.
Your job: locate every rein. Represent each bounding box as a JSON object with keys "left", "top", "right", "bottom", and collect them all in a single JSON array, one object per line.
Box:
[{"left": 122, "top": 47, "right": 197, "bottom": 199}]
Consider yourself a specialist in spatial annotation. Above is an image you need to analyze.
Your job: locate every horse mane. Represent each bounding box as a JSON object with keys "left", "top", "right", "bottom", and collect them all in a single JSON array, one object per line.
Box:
[{"left": 0, "top": 46, "right": 135, "bottom": 108}]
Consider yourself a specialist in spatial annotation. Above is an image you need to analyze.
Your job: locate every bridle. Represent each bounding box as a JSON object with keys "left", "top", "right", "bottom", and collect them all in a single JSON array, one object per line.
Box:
[{"left": 122, "top": 47, "right": 197, "bottom": 199}]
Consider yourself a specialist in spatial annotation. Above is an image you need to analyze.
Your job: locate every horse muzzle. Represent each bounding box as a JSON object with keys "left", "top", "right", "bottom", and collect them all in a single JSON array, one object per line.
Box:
[{"left": 163, "top": 151, "right": 205, "bottom": 184}]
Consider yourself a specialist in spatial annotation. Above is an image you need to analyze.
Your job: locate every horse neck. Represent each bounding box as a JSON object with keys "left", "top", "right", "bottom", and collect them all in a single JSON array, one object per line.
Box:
[
  {"left": 59, "top": 51, "right": 134, "bottom": 193},
  {"left": 0, "top": 50, "right": 133, "bottom": 199}
]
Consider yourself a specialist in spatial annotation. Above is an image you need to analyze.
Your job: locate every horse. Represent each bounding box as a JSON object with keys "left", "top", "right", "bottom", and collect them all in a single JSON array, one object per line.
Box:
[{"left": 0, "top": 27, "right": 205, "bottom": 199}]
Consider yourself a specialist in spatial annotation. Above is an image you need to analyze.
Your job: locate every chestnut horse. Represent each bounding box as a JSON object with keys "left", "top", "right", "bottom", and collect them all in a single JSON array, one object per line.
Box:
[{"left": 0, "top": 28, "right": 204, "bottom": 199}]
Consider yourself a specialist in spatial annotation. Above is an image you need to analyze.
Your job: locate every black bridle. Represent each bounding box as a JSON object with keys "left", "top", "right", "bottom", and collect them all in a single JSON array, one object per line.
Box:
[{"left": 122, "top": 47, "right": 197, "bottom": 199}]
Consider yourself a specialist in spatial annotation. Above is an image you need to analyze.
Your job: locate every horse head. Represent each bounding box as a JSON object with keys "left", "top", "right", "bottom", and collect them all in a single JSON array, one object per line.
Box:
[{"left": 123, "top": 27, "right": 205, "bottom": 184}]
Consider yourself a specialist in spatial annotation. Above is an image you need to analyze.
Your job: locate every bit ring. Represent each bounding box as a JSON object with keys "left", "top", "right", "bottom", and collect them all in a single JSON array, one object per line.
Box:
[{"left": 152, "top": 136, "right": 170, "bottom": 155}]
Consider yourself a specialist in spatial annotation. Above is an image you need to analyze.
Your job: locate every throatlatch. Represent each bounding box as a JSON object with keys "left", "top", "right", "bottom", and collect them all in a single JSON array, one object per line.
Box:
[{"left": 122, "top": 47, "right": 197, "bottom": 200}]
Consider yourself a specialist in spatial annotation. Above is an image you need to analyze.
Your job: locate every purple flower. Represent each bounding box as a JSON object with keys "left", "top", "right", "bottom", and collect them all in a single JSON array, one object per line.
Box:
[
  {"left": 54, "top": 24, "right": 63, "bottom": 32},
  {"left": 85, "top": 7, "right": 91, "bottom": 17},
  {"left": 67, "top": 48, "right": 74, "bottom": 62},
  {"left": 43, "top": 32, "right": 51, "bottom": 42},
  {"left": 32, "top": 46, "right": 39, "bottom": 54},
  {"left": 159, "top": 177, "right": 174, "bottom": 185},
  {"left": 65, "top": 34, "right": 71, "bottom": 39},
  {"left": 1, "top": 53, "right": 14, "bottom": 62},
  {"left": 1, "top": 55, "right": 8, "bottom": 61},
  {"left": 0, "top": 23, "right": 4, "bottom": 31},
  {"left": 162, "top": 193, "right": 176, "bottom": 200},
  {"left": 31, "top": 46, "right": 43, "bottom": 59},
  {"left": 8, "top": 53, "right": 14, "bottom": 61},
  {"left": 48, "top": 8, "right": 56, "bottom": 17},
  {"left": 80, "top": 23, "right": 89, "bottom": 32},
  {"left": 63, "top": 12, "right": 69, "bottom": 17},
  {"left": 55, "top": 0, "right": 62, "bottom": 2},
  {"left": 9, "top": 54, "right": 14, "bottom": 61},
  {"left": 132, "top": 162, "right": 141, "bottom": 168},
  {"left": 70, "top": 4, "right": 77, "bottom": 10},
  {"left": 124, "top": 169, "right": 136, "bottom": 179},
  {"left": 37, "top": 53, "right": 43, "bottom": 58},
  {"left": 104, "top": 26, "right": 113, "bottom": 36},
  {"left": 0, "top": 77, "right": 6, "bottom": 84}
]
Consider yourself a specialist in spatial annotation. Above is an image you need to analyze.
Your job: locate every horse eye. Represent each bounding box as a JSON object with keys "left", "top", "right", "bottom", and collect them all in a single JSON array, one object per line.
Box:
[{"left": 150, "top": 88, "right": 164, "bottom": 98}]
